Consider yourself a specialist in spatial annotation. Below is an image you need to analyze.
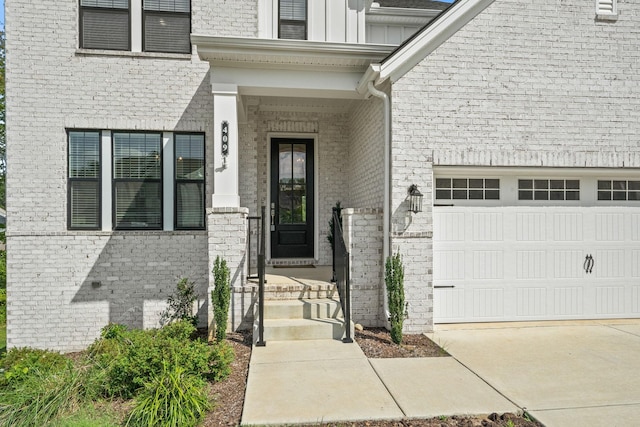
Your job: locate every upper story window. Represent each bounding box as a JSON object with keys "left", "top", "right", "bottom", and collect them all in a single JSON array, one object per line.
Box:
[
  {"left": 79, "top": 0, "right": 192, "bottom": 54},
  {"left": 80, "top": 0, "right": 130, "bottom": 51},
  {"left": 143, "top": 0, "right": 191, "bottom": 54},
  {"left": 518, "top": 179, "right": 580, "bottom": 201},
  {"left": 68, "top": 131, "right": 102, "bottom": 229},
  {"left": 279, "top": 0, "right": 307, "bottom": 40}
]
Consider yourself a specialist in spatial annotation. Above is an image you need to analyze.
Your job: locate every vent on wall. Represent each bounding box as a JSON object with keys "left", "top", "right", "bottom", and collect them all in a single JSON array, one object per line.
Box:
[{"left": 596, "top": 0, "right": 618, "bottom": 20}]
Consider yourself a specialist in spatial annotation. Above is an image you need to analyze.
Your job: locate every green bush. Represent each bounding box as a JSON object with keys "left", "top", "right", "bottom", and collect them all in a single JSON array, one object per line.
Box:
[
  {"left": 385, "top": 252, "right": 405, "bottom": 345},
  {"left": 160, "top": 278, "right": 198, "bottom": 327},
  {"left": 125, "top": 362, "right": 211, "bottom": 427},
  {"left": 1, "top": 347, "right": 68, "bottom": 388},
  {"left": 212, "top": 256, "right": 231, "bottom": 342},
  {"left": 0, "top": 288, "right": 5, "bottom": 325},
  {"left": 0, "top": 363, "right": 85, "bottom": 427},
  {"left": 87, "top": 320, "right": 234, "bottom": 399}
]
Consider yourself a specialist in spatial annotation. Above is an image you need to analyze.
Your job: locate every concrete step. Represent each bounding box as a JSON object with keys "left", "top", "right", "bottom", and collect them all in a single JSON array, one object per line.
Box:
[
  {"left": 264, "top": 299, "right": 342, "bottom": 320},
  {"left": 262, "top": 283, "right": 338, "bottom": 300},
  {"left": 262, "top": 318, "right": 346, "bottom": 341}
]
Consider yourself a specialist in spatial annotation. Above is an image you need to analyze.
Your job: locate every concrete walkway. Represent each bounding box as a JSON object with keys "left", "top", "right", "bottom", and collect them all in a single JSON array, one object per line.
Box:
[
  {"left": 429, "top": 320, "right": 640, "bottom": 427},
  {"left": 241, "top": 339, "right": 517, "bottom": 425}
]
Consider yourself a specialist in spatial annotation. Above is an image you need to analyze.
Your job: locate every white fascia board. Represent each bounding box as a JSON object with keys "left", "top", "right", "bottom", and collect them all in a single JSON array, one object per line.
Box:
[
  {"left": 192, "top": 35, "right": 394, "bottom": 69},
  {"left": 212, "top": 67, "right": 366, "bottom": 99},
  {"left": 366, "top": 7, "right": 441, "bottom": 24},
  {"left": 379, "top": 0, "right": 495, "bottom": 84},
  {"left": 356, "top": 63, "right": 382, "bottom": 96}
]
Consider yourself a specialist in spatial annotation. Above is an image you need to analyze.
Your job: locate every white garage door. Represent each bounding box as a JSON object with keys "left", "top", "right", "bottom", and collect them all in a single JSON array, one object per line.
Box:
[{"left": 433, "top": 172, "right": 640, "bottom": 323}]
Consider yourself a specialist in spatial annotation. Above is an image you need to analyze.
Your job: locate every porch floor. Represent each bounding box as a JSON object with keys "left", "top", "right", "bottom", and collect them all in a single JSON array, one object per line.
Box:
[{"left": 248, "top": 265, "right": 333, "bottom": 287}]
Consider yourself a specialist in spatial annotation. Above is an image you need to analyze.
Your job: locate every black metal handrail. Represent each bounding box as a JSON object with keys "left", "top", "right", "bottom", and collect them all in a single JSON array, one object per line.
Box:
[
  {"left": 256, "top": 206, "right": 266, "bottom": 347},
  {"left": 333, "top": 208, "right": 353, "bottom": 343},
  {"left": 247, "top": 215, "right": 262, "bottom": 279}
]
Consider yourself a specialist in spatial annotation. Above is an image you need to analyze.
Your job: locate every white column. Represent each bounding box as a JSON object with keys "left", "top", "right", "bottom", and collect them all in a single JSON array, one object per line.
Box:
[
  {"left": 101, "top": 130, "right": 112, "bottom": 231},
  {"left": 212, "top": 83, "right": 241, "bottom": 208},
  {"left": 162, "top": 132, "right": 174, "bottom": 230},
  {"left": 131, "top": 0, "right": 143, "bottom": 52}
]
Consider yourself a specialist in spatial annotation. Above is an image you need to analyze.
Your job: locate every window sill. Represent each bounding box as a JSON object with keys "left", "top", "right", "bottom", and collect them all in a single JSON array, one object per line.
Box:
[
  {"left": 596, "top": 13, "right": 618, "bottom": 21},
  {"left": 75, "top": 48, "right": 193, "bottom": 61}
]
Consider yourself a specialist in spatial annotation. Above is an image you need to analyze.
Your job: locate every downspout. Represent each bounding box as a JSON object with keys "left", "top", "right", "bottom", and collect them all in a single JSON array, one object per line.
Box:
[{"left": 366, "top": 81, "right": 391, "bottom": 328}]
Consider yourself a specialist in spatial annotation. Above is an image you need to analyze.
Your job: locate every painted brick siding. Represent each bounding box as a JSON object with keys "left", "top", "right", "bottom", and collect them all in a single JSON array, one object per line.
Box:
[
  {"left": 348, "top": 99, "right": 385, "bottom": 209},
  {"left": 7, "top": 233, "right": 208, "bottom": 352},
  {"left": 192, "top": 0, "right": 258, "bottom": 37},
  {"left": 393, "top": 0, "right": 640, "bottom": 169}
]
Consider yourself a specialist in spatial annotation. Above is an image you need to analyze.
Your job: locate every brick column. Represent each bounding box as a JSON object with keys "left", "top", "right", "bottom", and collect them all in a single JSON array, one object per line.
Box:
[
  {"left": 207, "top": 207, "right": 250, "bottom": 339},
  {"left": 342, "top": 208, "right": 384, "bottom": 327}
]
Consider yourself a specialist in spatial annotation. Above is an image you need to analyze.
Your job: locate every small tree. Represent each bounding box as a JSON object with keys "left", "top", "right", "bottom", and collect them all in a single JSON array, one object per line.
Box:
[
  {"left": 160, "top": 278, "right": 198, "bottom": 327},
  {"left": 211, "top": 256, "right": 231, "bottom": 342},
  {"left": 385, "top": 252, "right": 405, "bottom": 345}
]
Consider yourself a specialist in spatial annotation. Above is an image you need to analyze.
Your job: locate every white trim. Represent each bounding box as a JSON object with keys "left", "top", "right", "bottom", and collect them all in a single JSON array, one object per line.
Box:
[
  {"left": 162, "top": 132, "right": 174, "bottom": 231},
  {"left": 101, "top": 130, "right": 112, "bottom": 231},
  {"left": 131, "top": 0, "right": 143, "bottom": 52},
  {"left": 266, "top": 132, "right": 319, "bottom": 262}
]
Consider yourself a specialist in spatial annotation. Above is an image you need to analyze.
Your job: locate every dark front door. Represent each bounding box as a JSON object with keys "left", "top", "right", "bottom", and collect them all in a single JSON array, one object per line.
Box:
[{"left": 270, "top": 138, "right": 314, "bottom": 258}]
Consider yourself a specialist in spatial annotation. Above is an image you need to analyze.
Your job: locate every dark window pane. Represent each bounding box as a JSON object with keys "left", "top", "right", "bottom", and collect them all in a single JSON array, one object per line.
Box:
[
  {"left": 469, "top": 190, "right": 483, "bottom": 199},
  {"left": 534, "top": 180, "right": 549, "bottom": 190},
  {"left": 452, "top": 178, "right": 467, "bottom": 189},
  {"left": 485, "top": 179, "right": 500, "bottom": 189},
  {"left": 114, "top": 181, "right": 162, "bottom": 229},
  {"left": 81, "top": 0, "right": 128, "bottom": 8},
  {"left": 452, "top": 190, "right": 467, "bottom": 199},
  {"left": 550, "top": 180, "right": 564, "bottom": 189},
  {"left": 534, "top": 190, "right": 549, "bottom": 200},
  {"left": 550, "top": 191, "right": 564, "bottom": 200},
  {"left": 518, "top": 180, "right": 533, "bottom": 190},
  {"left": 144, "top": 0, "right": 190, "bottom": 12},
  {"left": 468, "top": 179, "right": 483, "bottom": 189},
  {"left": 629, "top": 181, "right": 640, "bottom": 191},
  {"left": 435, "top": 178, "right": 451, "bottom": 189},
  {"left": 519, "top": 190, "right": 533, "bottom": 200},
  {"left": 566, "top": 180, "right": 580, "bottom": 190},
  {"left": 566, "top": 191, "right": 580, "bottom": 201},
  {"left": 280, "top": 0, "right": 306, "bottom": 39},
  {"left": 69, "top": 131, "right": 100, "bottom": 178},
  {"left": 613, "top": 180, "right": 627, "bottom": 190},
  {"left": 176, "top": 182, "right": 204, "bottom": 229},
  {"left": 598, "top": 180, "right": 612, "bottom": 190},
  {"left": 485, "top": 190, "right": 500, "bottom": 200},
  {"left": 70, "top": 181, "right": 100, "bottom": 228},
  {"left": 628, "top": 191, "right": 640, "bottom": 201},
  {"left": 598, "top": 191, "right": 612, "bottom": 201},
  {"left": 144, "top": 12, "right": 191, "bottom": 54},
  {"left": 175, "top": 134, "right": 204, "bottom": 180},
  {"left": 613, "top": 191, "right": 626, "bottom": 201},
  {"left": 81, "top": 8, "right": 129, "bottom": 50},
  {"left": 435, "top": 189, "right": 451, "bottom": 199},
  {"left": 114, "top": 133, "right": 161, "bottom": 179}
]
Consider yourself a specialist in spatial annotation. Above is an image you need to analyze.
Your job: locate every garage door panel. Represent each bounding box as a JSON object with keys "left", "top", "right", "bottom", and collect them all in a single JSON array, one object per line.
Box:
[
  {"left": 516, "top": 212, "right": 546, "bottom": 241},
  {"left": 633, "top": 251, "right": 640, "bottom": 277},
  {"left": 434, "top": 288, "right": 465, "bottom": 320},
  {"left": 516, "top": 287, "right": 547, "bottom": 317},
  {"left": 472, "top": 288, "right": 504, "bottom": 318},
  {"left": 553, "top": 287, "right": 584, "bottom": 316},
  {"left": 473, "top": 251, "right": 504, "bottom": 279},
  {"left": 595, "top": 287, "right": 625, "bottom": 314},
  {"left": 553, "top": 250, "right": 584, "bottom": 278},
  {"left": 552, "top": 213, "right": 583, "bottom": 241},
  {"left": 516, "top": 250, "right": 546, "bottom": 279},
  {"left": 595, "top": 213, "right": 625, "bottom": 241},
  {"left": 472, "top": 212, "right": 503, "bottom": 241},
  {"left": 632, "top": 214, "right": 640, "bottom": 240},
  {"left": 632, "top": 286, "right": 640, "bottom": 313},
  {"left": 434, "top": 212, "right": 465, "bottom": 241},
  {"left": 433, "top": 250, "right": 465, "bottom": 280},
  {"left": 594, "top": 249, "right": 625, "bottom": 278}
]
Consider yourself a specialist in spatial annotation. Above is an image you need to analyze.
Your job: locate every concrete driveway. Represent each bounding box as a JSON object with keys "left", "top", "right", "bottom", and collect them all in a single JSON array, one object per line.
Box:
[{"left": 430, "top": 319, "right": 640, "bottom": 427}]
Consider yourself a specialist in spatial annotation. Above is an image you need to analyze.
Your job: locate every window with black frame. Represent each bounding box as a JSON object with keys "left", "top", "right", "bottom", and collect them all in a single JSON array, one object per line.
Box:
[
  {"left": 143, "top": 0, "right": 191, "bottom": 53},
  {"left": 279, "top": 0, "right": 307, "bottom": 40},
  {"left": 113, "top": 132, "right": 162, "bottom": 229},
  {"left": 175, "top": 133, "right": 205, "bottom": 229},
  {"left": 80, "top": 0, "right": 130, "bottom": 51},
  {"left": 68, "top": 131, "right": 101, "bottom": 229}
]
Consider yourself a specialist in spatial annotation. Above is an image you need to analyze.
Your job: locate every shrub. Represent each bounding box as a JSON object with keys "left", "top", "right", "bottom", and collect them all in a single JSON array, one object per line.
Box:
[
  {"left": 125, "top": 362, "right": 211, "bottom": 427},
  {"left": 87, "top": 320, "right": 234, "bottom": 399},
  {"left": 212, "top": 256, "right": 231, "bottom": 342},
  {"left": 1, "top": 347, "right": 68, "bottom": 388},
  {"left": 0, "top": 288, "right": 5, "bottom": 325},
  {"left": 0, "top": 363, "right": 85, "bottom": 427},
  {"left": 385, "top": 252, "right": 405, "bottom": 345},
  {"left": 160, "top": 278, "right": 198, "bottom": 327}
]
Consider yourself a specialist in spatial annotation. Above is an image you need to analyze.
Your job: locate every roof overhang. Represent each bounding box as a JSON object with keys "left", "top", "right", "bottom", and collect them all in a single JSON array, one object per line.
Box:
[{"left": 192, "top": 35, "right": 395, "bottom": 72}]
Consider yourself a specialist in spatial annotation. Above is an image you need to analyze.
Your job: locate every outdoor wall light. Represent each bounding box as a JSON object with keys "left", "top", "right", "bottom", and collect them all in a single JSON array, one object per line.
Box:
[{"left": 408, "top": 184, "right": 424, "bottom": 214}]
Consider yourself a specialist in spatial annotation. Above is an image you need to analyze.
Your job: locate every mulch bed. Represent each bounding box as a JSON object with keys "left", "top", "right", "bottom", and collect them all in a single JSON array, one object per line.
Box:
[{"left": 203, "top": 328, "right": 543, "bottom": 427}]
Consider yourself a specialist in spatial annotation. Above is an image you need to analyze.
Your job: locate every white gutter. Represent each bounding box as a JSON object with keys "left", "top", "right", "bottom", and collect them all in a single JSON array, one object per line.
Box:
[{"left": 366, "top": 80, "right": 391, "bottom": 327}]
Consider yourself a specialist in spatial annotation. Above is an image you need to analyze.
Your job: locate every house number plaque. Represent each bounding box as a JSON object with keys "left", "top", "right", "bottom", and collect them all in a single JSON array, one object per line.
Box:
[{"left": 221, "top": 121, "right": 229, "bottom": 156}]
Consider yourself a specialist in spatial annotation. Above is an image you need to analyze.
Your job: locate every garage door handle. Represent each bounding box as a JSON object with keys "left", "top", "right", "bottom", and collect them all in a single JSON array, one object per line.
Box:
[
  {"left": 434, "top": 285, "right": 455, "bottom": 289},
  {"left": 584, "top": 254, "right": 594, "bottom": 274}
]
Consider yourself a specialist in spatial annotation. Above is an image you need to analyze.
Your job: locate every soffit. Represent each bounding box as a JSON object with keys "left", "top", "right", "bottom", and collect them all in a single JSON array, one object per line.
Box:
[{"left": 192, "top": 35, "right": 395, "bottom": 72}]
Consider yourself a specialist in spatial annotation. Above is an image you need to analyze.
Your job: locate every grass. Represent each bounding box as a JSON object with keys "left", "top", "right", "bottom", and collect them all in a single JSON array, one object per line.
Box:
[{"left": 49, "top": 404, "right": 121, "bottom": 427}]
